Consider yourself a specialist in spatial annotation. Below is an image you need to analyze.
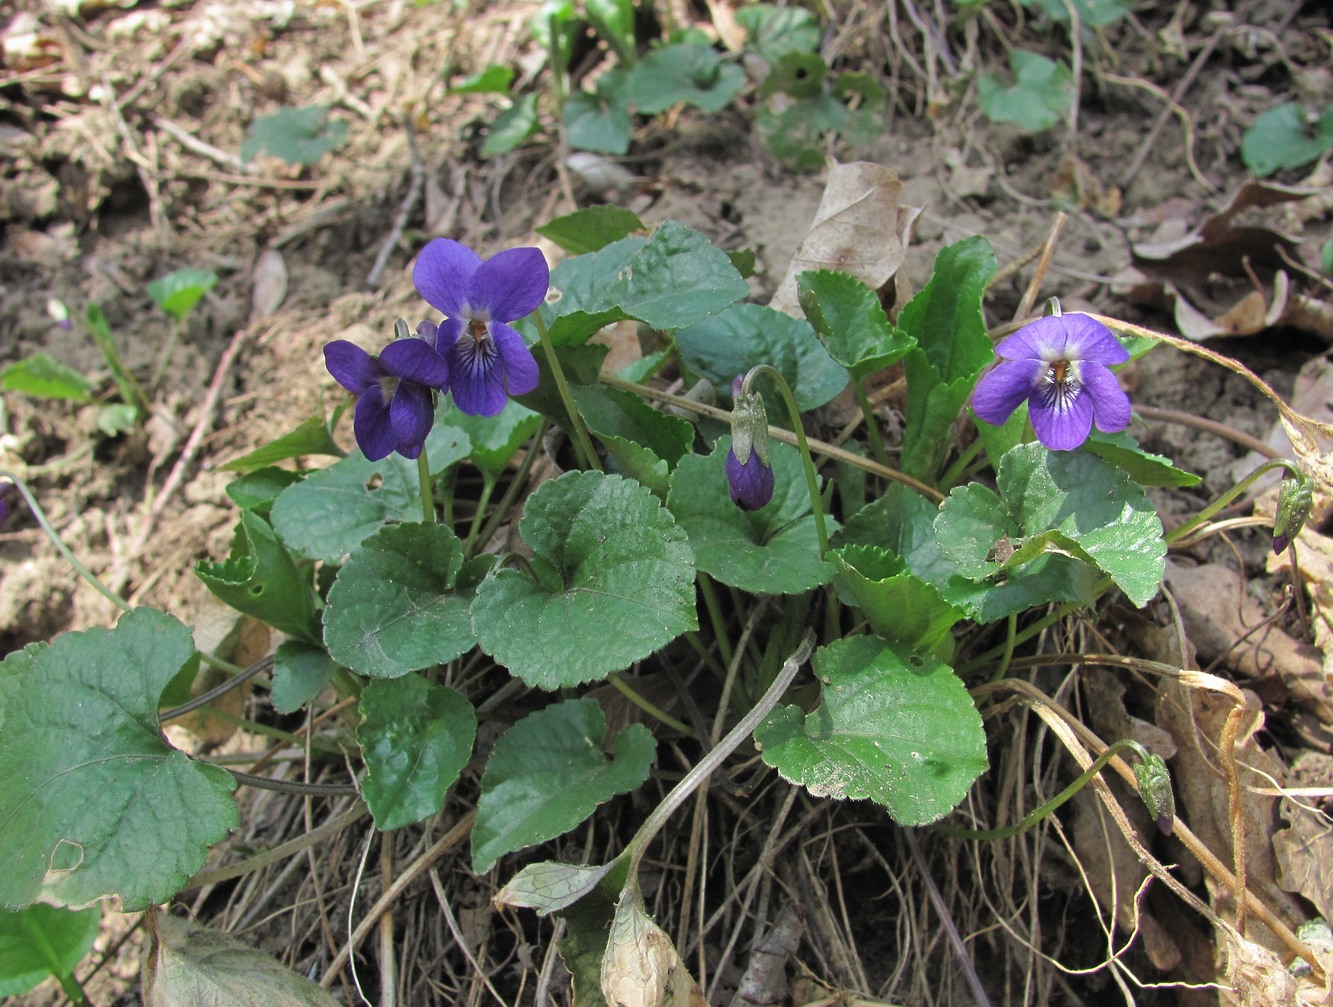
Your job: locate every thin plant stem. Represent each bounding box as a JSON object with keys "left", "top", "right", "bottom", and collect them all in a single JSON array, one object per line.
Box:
[
  {"left": 150, "top": 319, "right": 181, "bottom": 391},
  {"left": 531, "top": 310, "right": 601, "bottom": 471},
  {"left": 416, "top": 446, "right": 435, "bottom": 523},
  {"left": 1164, "top": 457, "right": 1299, "bottom": 545},
  {"left": 463, "top": 472, "right": 497, "bottom": 556},
  {"left": 741, "top": 365, "right": 829, "bottom": 556},
  {"left": 852, "top": 377, "right": 891, "bottom": 467},
  {"left": 622, "top": 631, "right": 815, "bottom": 877},
  {"left": 608, "top": 672, "right": 694, "bottom": 738},
  {"left": 990, "top": 612, "right": 1018, "bottom": 682},
  {"left": 1, "top": 470, "right": 131, "bottom": 613},
  {"left": 696, "top": 573, "right": 734, "bottom": 671},
  {"left": 56, "top": 972, "right": 90, "bottom": 1007},
  {"left": 937, "top": 436, "right": 986, "bottom": 490},
  {"left": 935, "top": 738, "right": 1151, "bottom": 840},
  {"left": 958, "top": 602, "right": 1079, "bottom": 675},
  {"left": 473, "top": 419, "right": 547, "bottom": 553}
]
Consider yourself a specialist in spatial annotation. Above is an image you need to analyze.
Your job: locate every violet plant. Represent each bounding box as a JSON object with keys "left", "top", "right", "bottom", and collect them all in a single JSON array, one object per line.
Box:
[{"left": 0, "top": 204, "right": 1319, "bottom": 998}]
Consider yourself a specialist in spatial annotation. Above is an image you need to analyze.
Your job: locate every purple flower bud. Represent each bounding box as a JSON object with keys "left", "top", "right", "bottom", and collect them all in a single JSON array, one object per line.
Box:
[{"left": 726, "top": 446, "right": 775, "bottom": 511}]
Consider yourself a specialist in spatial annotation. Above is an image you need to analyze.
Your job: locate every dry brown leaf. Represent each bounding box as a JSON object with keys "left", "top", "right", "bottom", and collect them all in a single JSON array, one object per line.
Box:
[
  {"left": 249, "top": 248, "right": 288, "bottom": 323},
  {"left": 1163, "top": 561, "right": 1327, "bottom": 716},
  {"left": 601, "top": 890, "right": 706, "bottom": 1007},
  {"left": 767, "top": 160, "right": 921, "bottom": 318},
  {"left": 141, "top": 908, "right": 340, "bottom": 1007},
  {"left": 1272, "top": 753, "right": 1333, "bottom": 925},
  {"left": 1155, "top": 677, "right": 1306, "bottom": 954}
]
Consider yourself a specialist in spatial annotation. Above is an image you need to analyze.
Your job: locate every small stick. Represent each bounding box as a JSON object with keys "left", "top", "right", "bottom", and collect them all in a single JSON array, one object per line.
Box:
[
  {"left": 1014, "top": 211, "right": 1067, "bottom": 321},
  {"left": 367, "top": 120, "right": 426, "bottom": 289}
]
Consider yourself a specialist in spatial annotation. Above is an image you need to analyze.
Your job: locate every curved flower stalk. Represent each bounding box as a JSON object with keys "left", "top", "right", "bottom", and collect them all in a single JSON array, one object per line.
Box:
[
  {"left": 972, "top": 311, "right": 1132, "bottom": 451},
  {"left": 323, "top": 333, "right": 448, "bottom": 461},
  {"left": 413, "top": 239, "right": 547, "bottom": 417}
]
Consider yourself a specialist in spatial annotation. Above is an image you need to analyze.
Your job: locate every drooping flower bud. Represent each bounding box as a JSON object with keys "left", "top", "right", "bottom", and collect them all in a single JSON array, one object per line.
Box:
[
  {"left": 1273, "top": 469, "right": 1313, "bottom": 555},
  {"left": 727, "top": 380, "right": 774, "bottom": 511},
  {"left": 1133, "top": 752, "right": 1176, "bottom": 836}
]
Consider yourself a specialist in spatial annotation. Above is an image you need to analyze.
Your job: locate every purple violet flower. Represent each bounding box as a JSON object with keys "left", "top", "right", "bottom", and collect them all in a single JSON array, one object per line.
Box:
[
  {"left": 413, "top": 239, "right": 547, "bottom": 417},
  {"left": 323, "top": 337, "right": 448, "bottom": 461},
  {"left": 726, "top": 447, "right": 775, "bottom": 511},
  {"left": 972, "top": 313, "right": 1132, "bottom": 451}
]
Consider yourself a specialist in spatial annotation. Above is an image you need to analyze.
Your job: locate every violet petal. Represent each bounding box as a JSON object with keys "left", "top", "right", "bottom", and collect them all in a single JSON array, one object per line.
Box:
[
  {"left": 413, "top": 239, "right": 481, "bottom": 318},
  {"left": 448, "top": 336, "right": 508, "bottom": 417},
  {"left": 490, "top": 321, "right": 539, "bottom": 397},
  {"left": 467, "top": 246, "right": 550, "bottom": 322},
  {"left": 324, "top": 340, "right": 381, "bottom": 394},
  {"left": 726, "top": 447, "right": 775, "bottom": 511},
  {"left": 1030, "top": 384, "right": 1093, "bottom": 451},
  {"left": 380, "top": 337, "right": 448, "bottom": 389},
  {"left": 353, "top": 385, "right": 396, "bottom": 461},
  {"left": 389, "top": 379, "right": 434, "bottom": 456},
  {"left": 972, "top": 359, "right": 1042, "bottom": 427},
  {"left": 1080, "top": 360, "right": 1132, "bottom": 434}
]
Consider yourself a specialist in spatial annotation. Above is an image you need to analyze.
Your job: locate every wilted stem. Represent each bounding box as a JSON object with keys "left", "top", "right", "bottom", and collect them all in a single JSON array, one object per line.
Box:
[{"left": 621, "top": 630, "right": 814, "bottom": 877}]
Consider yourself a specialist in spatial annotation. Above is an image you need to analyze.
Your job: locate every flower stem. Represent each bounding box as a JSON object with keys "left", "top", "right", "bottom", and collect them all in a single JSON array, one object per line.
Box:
[
  {"left": 472, "top": 420, "right": 547, "bottom": 555},
  {"left": 741, "top": 365, "right": 829, "bottom": 557},
  {"left": 463, "top": 473, "right": 496, "bottom": 556},
  {"left": 607, "top": 672, "right": 694, "bottom": 737},
  {"left": 416, "top": 447, "right": 435, "bottom": 523},
  {"left": 1164, "top": 457, "right": 1299, "bottom": 545},
  {"left": 852, "top": 377, "right": 891, "bottom": 468},
  {"left": 697, "top": 573, "right": 734, "bottom": 672},
  {"left": 531, "top": 311, "right": 601, "bottom": 471},
  {"left": 934, "top": 738, "right": 1151, "bottom": 840}
]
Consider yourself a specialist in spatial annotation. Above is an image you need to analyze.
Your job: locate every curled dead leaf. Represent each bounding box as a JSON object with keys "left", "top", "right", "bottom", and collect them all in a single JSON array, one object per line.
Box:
[
  {"left": 141, "top": 908, "right": 339, "bottom": 1007},
  {"left": 601, "top": 890, "right": 706, "bottom": 1007},
  {"left": 768, "top": 160, "right": 921, "bottom": 317}
]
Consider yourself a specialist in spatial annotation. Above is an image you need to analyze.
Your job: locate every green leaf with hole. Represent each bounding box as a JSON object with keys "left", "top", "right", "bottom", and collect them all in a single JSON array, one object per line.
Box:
[
  {"left": 471, "top": 471, "right": 696, "bottom": 688},
  {"left": 977, "top": 50, "right": 1073, "bottom": 132},
  {"left": 219, "top": 414, "right": 343, "bottom": 472},
  {"left": 447, "top": 65, "right": 514, "bottom": 94},
  {"left": 324, "top": 522, "right": 475, "bottom": 679},
  {"left": 667, "top": 438, "right": 836, "bottom": 595},
  {"left": 537, "top": 206, "right": 646, "bottom": 255},
  {"left": 357, "top": 675, "right": 476, "bottom": 830},
  {"left": 269, "top": 641, "right": 338, "bottom": 715},
  {"left": 625, "top": 43, "right": 746, "bottom": 114},
  {"left": 1241, "top": 104, "right": 1333, "bottom": 177},
  {"left": 0, "top": 608, "right": 238, "bottom": 911},
  {"left": 0, "top": 354, "right": 93, "bottom": 402},
  {"left": 271, "top": 449, "right": 431, "bottom": 563},
  {"left": 797, "top": 270, "right": 916, "bottom": 378},
  {"left": 472, "top": 699, "right": 655, "bottom": 873},
  {"left": 483, "top": 93, "right": 539, "bottom": 157},
  {"left": 241, "top": 106, "right": 347, "bottom": 165},
  {"left": 675, "top": 303, "right": 849, "bottom": 412},
  {"left": 0, "top": 904, "right": 101, "bottom": 997},
  {"left": 936, "top": 442, "right": 1165, "bottom": 607},
  {"left": 195, "top": 510, "right": 320, "bottom": 645},
  {"left": 146, "top": 268, "right": 218, "bottom": 323},
  {"left": 756, "top": 635, "right": 986, "bottom": 825}
]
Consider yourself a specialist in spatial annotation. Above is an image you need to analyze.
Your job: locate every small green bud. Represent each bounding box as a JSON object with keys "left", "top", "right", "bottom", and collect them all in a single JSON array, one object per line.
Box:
[
  {"left": 1273, "top": 469, "right": 1314, "bottom": 555},
  {"left": 393, "top": 317, "right": 412, "bottom": 341},
  {"left": 1133, "top": 752, "right": 1176, "bottom": 835}
]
